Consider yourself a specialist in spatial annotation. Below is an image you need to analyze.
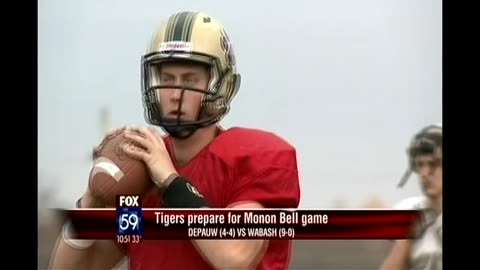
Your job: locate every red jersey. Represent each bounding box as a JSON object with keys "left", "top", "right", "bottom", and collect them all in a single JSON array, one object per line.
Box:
[{"left": 123, "top": 127, "right": 301, "bottom": 270}]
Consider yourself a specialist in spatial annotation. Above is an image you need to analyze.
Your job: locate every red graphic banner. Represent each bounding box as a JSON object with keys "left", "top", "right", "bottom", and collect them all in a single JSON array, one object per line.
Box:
[{"left": 62, "top": 209, "right": 421, "bottom": 241}]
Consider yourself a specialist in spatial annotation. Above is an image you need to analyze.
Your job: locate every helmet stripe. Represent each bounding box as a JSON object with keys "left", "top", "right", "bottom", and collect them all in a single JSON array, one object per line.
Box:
[
  {"left": 164, "top": 12, "right": 178, "bottom": 42},
  {"left": 185, "top": 12, "right": 198, "bottom": 42},
  {"left": 168, "top": 11, "right": 190, "bottom": 41},
  {"left": 172, "top": 11, "right": 189, "bottom": 41},
  {"left": 164, "top": 12, "right": 199, "bottom": 42}
]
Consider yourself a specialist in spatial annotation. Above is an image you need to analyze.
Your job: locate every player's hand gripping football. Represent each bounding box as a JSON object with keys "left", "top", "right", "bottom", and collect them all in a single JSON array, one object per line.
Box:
[
  {"left": 122, "top": 126, "right": 178, "bottom": 188},
  {"left": 92, "top": 126, "right": 127, "bottom": 160}
]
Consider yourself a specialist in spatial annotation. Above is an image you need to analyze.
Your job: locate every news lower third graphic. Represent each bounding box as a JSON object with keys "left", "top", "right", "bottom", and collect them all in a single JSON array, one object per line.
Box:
[{"left": 64, "top": 197, "right": 421, "bottom": 241}]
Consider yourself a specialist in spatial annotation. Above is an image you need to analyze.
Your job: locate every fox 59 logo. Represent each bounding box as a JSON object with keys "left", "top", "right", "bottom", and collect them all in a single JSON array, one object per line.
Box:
[{"left": 116, "top": 195, "right": 144, "bottom": 236}]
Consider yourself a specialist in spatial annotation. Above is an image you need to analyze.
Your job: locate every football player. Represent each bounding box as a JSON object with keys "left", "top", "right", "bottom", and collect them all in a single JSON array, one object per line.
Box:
[
  {"left": 380, "top": 123, "right": 442, "bottom": 270},
  {"left": 49, "top": 11, "right": 301, "bottom": 270}
]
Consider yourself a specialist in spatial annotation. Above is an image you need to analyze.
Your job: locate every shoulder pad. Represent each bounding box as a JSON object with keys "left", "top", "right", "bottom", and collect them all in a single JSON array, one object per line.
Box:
[
  {"left": 212, "top": 127, "right": 295, "bottom": 153},
  {"left": 394, "top": 196, "right": 429, "bottom": 210},
  {"left": 209, "top": 127, "right": 296, "bottom": 168}
]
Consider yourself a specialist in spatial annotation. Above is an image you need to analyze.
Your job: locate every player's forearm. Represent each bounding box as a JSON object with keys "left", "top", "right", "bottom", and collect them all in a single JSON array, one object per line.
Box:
[
  {"left": 50, "top": 238, "right": 126, "bottom": 270},
  {"left": 379, "top": 240, "right": 411, "bottom": 270},
  {"left": 193, "top": 239, "right": 267, "bottom": 270},
  {"left": 49, "top": 218, "right": 125, "bottom": 270},
  {"left": 161, "top": 176, "right": 267, "bottom": 269},
  {"left": 49, "top": 236, "right": 93, "bottom": 270}
]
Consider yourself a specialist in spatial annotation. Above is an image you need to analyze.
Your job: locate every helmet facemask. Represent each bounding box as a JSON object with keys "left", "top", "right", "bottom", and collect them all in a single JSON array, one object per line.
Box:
[{"left": 141, "top": 51, "right": 238, "bottom": 139}]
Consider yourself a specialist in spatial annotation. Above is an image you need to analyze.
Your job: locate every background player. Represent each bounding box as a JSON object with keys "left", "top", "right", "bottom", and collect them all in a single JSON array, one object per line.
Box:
[
  {"left": 380, "top": 123, "right": 442, "bottom": 270},
  {"left": 49, "top": 11, "right": 301, "bottom": 270}
]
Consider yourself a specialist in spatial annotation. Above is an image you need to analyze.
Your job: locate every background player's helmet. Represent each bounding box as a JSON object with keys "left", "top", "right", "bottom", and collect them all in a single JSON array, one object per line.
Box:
[
  {"left": 141, "top": 11, "right": 241, "bottom": 139},
  {"left": 397, "top": 123, "right": 442, "bottom": 188}
]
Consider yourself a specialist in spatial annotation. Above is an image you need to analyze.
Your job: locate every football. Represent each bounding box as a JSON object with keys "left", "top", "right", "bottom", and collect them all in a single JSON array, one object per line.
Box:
[{"left": 88, "top": 130, "right": 153, "bottom": 207}]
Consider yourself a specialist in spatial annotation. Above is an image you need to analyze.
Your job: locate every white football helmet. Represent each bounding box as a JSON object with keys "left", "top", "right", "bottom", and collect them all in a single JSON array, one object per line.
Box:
[
  {"left": 141, "top": 11, "right": 241, "bottom": 138},
  {"left": 397, "top": 123, "right": 442, "bottom": 188}
]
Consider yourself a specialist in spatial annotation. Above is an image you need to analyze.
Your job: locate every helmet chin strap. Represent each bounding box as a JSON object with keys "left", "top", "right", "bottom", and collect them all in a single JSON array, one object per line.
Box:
[
  {"left": 397, "top": 169, "right": 412, "bottom": 188},
  {"left": 163, "top": 125, "right": 198, "bottom": 140}
]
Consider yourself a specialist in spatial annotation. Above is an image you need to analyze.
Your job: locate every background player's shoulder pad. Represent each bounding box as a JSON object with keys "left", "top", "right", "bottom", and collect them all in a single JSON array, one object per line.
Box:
[{"left": 393, "top": 196, "right": 428, "bottom": 210}]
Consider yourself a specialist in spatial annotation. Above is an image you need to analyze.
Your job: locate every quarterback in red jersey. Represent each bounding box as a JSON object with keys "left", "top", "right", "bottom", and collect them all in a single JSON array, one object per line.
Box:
[{"left": 49, "top": 11, "right": 301, "bottom": 270}]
